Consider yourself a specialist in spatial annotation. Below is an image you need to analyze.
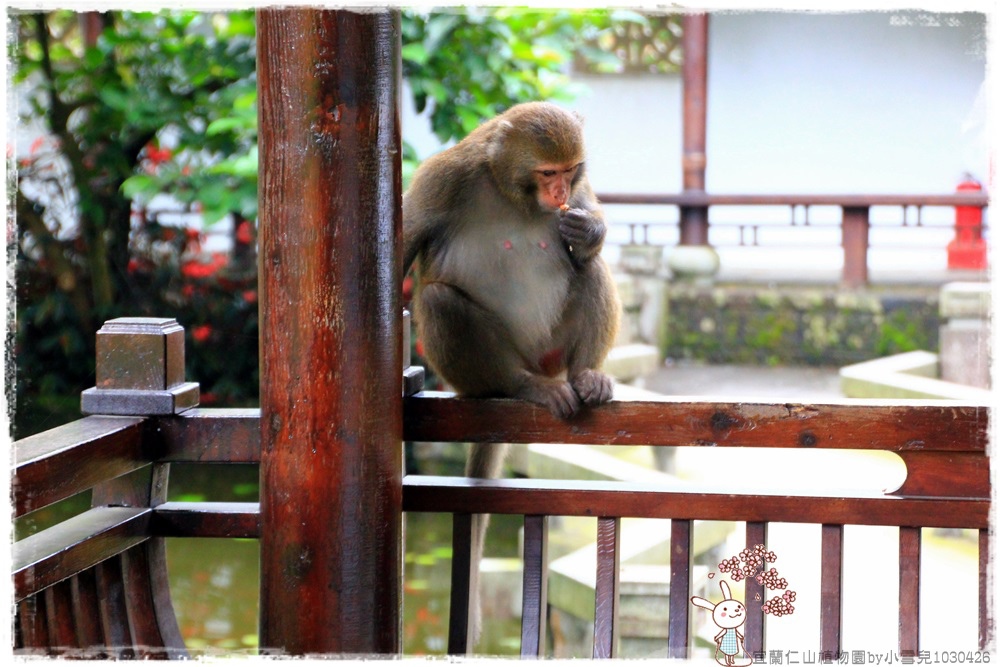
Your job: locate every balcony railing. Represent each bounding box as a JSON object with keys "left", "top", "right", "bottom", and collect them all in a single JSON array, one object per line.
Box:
[
  {"left": 598, "top": 192, "right": 990, "bottom": 286},
  {"left": 12, "top": 318, "right": 992, "bottom": 658}
]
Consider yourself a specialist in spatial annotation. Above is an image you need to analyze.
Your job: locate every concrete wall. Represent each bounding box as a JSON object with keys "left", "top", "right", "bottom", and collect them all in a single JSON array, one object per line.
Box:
[
  {"left": 402, "top": 10, "right": 990, "bottom": 274},
  {"left": 404, "top": 10, "right": 989, "bottom": 197}
]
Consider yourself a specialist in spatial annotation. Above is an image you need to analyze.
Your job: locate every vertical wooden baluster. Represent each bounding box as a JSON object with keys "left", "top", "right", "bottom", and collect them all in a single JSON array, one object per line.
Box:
[
  {"left": 120, "top": 548, "right": 168, "bottom": 658},
  {"left": 44, "top": 580, "right": 77, "bottom": 654},
  {"left": 668, "top": 519, "right": 693, "bottom": 659},
  {"left": 70, "top": 569, "right": 105, "bottom": 657},
  {"left": 96, "top": 557, "right": 134, "bottom": 659},
  {"left": 820, "top": 524, "right": 844, "bottom": 660},
  {"left": 448, "top": 513, "right": 473, "bottom": 655},
  {"left": 521, "top": 515, "right": 549, "bottom": 658},
  {"left": 979, "top": 529, "right": 991, "bottom": 651},
  {"left": 743, "top": 522, "right": 767, "bottom": 659},
  {"left": 17, "top": 595, "right": 48, "bottom": 653},
  {"left": 146, "top": 463, "right": 187, "bottom": 656},
  {"left": 88, "top": 459, "right": 183, "bottom": 657},
  {"left": 593, "top": 517, "right": 621, "bottom": 659},
  {"left": 899, "top": 527, "right": 921, "bottom": 656}
]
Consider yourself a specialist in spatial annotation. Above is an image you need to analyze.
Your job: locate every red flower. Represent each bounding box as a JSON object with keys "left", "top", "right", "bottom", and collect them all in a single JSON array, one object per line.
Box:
[
  {"left": 236, "top": 220, "right": 253, "bottom": 244},
  {"left": 243, "top": 290, "right": 257, "bottom": 304},
  {"left": 145, "top": 144, "right": 172, "bottom": 165},
  {"left": 192, "top": 325, "right": 212, "bottom": 343},
  {"left": 181, "top": 253, "right": 227, "bottom": 279}
]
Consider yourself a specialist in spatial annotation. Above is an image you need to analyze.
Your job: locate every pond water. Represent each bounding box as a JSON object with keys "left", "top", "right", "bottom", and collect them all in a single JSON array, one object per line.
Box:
[
  {"left": 14, "top": 449, "right": 525, "bottom": 657},
  {"left": 161, "top": 457, "right": 526, "bottom": 657}
]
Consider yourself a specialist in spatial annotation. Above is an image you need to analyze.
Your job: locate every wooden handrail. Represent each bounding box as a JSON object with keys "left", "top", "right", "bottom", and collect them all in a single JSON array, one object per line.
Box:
[
  {"left": 12, "top": 391, "right": 991, "bottom": 657},
  {"left": 14, "top": 416, "right": 146, "bottom": 517},
  {"left": 403, "top": 392, "right": 988, "bottom": 452},
  {"left": 401, "top": 476, "right": 989, "bottom": 527},
  {"left": 14, "top": 507, "right": 150, "bottom": 602}
]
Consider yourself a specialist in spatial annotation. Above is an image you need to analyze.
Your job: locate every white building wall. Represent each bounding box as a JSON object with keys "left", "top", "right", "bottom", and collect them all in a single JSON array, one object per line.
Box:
[
  {"left": 704, "top": 11, "right": 988, "bottom": 195},
  {"left": 401, "top": 11, "right": 990, "bottom": 274},
  {"left": 405, "top": 11, "right": 988, "bottom": 194}
]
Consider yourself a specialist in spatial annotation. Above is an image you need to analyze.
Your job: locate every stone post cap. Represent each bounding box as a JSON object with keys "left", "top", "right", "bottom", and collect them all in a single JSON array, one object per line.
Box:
[
  {"left": 82, "top": 317, "right": 200, "bottom": 416},
  {"left": 940, "top": 282, "right": 991, "bottom": 319}
]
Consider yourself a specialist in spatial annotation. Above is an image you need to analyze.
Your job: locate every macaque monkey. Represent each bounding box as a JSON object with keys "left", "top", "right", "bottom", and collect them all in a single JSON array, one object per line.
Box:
[{"left": 403, "top": 101, "right": 620, "bottom": 647}]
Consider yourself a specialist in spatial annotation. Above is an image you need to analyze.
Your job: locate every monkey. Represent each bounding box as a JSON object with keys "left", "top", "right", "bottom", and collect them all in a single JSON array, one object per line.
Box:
[
  {"left": 402, "top": 101, "right": 621, "bottom": 648},
  {"left": 403, "top": 101, "right": 620, "bottom": 419}
]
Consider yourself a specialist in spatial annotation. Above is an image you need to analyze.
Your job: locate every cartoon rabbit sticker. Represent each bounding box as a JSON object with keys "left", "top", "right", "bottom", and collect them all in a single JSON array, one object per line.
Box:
[{"left": 691, "top": 580, "right": 754, "bottom": 667}]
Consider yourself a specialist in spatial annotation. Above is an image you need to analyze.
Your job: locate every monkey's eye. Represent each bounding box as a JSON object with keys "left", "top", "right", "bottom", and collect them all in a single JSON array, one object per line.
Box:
[{"left": 539, "top": 169, "right": 557, "bottom": 178}]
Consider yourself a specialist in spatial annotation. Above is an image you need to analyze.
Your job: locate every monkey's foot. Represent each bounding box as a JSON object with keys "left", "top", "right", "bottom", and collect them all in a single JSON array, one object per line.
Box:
[
  {"left": 571, "top": 370, "right": 614, "bottom": 407},
  {"left": 519, "top": 379, "right": 581, "bottom": 420}
]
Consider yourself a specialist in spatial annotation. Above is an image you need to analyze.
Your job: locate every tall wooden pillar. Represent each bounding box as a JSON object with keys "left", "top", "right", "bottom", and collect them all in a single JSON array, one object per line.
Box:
[
  {"left": 680, "top": 12, "right": 709, "bottom": 244},
  {"left": 257, "top": 9, "right": 402, "bottom": 655},
  {"left": 670, "top": 13, "right": 719, "bottom": 283}
]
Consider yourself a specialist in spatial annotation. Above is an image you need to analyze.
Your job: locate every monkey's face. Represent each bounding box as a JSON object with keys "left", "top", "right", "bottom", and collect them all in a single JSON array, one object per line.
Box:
[{"left": 532, "top": 162, "right": 582, "bottom": 211}]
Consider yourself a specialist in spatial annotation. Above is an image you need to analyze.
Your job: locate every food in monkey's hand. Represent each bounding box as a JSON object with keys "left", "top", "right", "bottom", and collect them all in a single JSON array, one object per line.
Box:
[{"left": 559, "top": 203, "right": 570, "bottom": 211}]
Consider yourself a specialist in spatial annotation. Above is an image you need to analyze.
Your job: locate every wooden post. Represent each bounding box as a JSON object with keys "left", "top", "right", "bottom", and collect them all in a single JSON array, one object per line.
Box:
[
  {"left": 80, "top": 317, "right": 200, "bottom": 416},
  {"left": 680, "top": 12, "right": 709, "bottom": 242},
  {"left": 841, "top": 206, "right": 870, "bottom": 288},
  {"left": 671, "top": 13, "right": 719, "bottom": 282},
  {"left": 257, "top": 8, "right": 402, "bottom": 655}
]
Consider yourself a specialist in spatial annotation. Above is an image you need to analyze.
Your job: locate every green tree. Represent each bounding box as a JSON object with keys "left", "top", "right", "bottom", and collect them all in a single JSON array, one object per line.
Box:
[
  {"left": 13, "top": 10, "right": 258, "bottom": 435},
  {"left": 12, "top": 8, "right": 641, "bottom": 436}
]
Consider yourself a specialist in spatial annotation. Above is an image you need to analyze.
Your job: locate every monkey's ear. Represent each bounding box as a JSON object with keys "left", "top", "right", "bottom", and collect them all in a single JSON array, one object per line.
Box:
[{"left": 487, "top": 119, "right": 514, "bottom": 163}]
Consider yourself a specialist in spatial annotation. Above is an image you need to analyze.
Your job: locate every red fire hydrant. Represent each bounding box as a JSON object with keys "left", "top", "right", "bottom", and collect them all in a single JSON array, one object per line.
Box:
[{"left": 947, "top": 176, "right": 987, "bottom": 270}]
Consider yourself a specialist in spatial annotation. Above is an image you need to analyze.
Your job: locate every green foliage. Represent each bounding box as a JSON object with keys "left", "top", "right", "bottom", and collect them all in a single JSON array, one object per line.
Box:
[
  {"left": 876, "top": 309, "right": 931, "bottom": 356},
  {"left": 401, "top": 7, "right": 637, "bottom": 146},
  {"left": 13, "top": 8, "right": 638, "bottom": 436},
  {"left": 13, "top": 10, "right": 259, "bottom": 436}
]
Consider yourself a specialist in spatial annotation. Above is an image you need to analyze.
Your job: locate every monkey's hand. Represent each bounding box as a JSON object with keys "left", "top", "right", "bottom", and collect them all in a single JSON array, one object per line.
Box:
[
  {"left": 571, "top": 369, "right": 614, "bottom": 407},
  {"left": 558, "top": 208, "right": 606, "bottom": 264}
]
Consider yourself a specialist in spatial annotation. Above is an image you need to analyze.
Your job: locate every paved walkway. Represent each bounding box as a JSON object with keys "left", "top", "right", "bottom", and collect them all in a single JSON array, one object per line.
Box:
[{"left": 638, "top": 360, "right": 845, "bottom": 401}]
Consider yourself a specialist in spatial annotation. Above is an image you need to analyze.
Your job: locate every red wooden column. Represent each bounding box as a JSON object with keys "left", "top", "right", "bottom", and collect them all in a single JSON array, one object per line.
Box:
[
  {"left": 680, "top": 12, "right": 709, "bottom": 242},
  {"left": 671, "top": 13, "right": 719, "bottom": 282},
  {"left": 257, "top": 9, "right": 402, "bottom": 655}
]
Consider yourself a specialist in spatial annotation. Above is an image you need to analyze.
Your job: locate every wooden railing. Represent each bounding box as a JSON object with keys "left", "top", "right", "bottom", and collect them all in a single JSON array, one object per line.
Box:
[
  {"left": 11, "top": 7, "right": 993, "bottom": 660},
  {"left": 597, "top": 192, "right": 990, "bottom": 287},
  {"left": 402, "top": 392, "right": 991, "bottom": 658},
  {"left": 13, "top": 370, "right": 991, "bottom": 658}
]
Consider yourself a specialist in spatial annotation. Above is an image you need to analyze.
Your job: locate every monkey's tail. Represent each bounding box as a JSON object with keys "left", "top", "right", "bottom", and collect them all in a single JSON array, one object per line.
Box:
[{"left": 465, "top": 442, "right": 510, "bottom": 652}]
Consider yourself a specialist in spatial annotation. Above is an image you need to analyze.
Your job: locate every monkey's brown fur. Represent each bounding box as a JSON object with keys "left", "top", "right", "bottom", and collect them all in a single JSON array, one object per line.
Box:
[
  {"left": 403, "top": 101, "right": 621, "bottom": 419},
  {"left": 403, "top": 102, "right": 621, "bottom": 648}
]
